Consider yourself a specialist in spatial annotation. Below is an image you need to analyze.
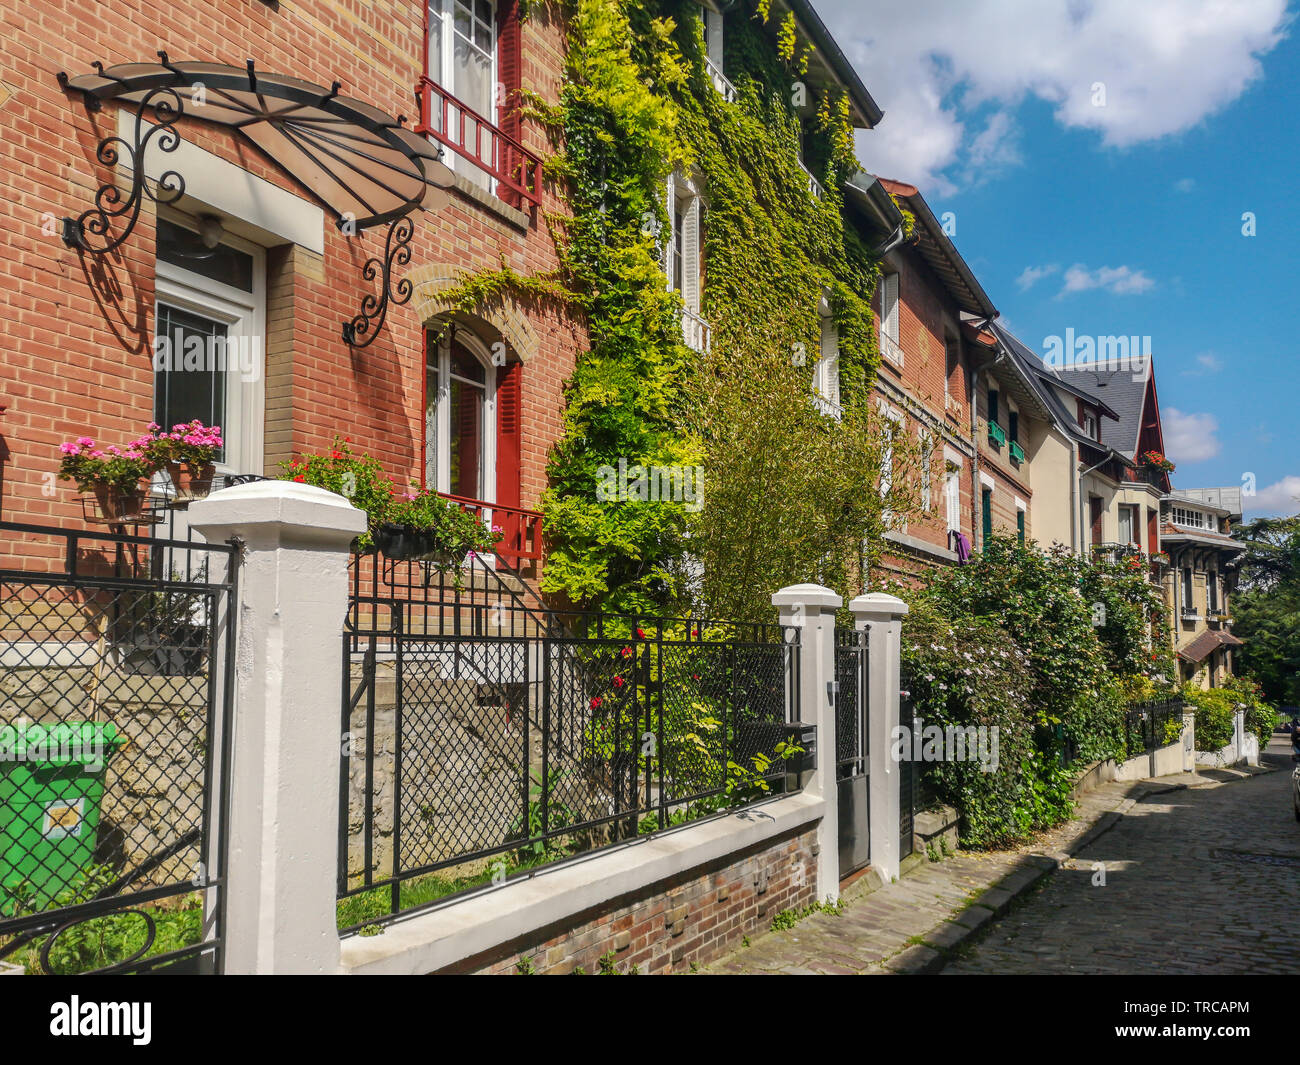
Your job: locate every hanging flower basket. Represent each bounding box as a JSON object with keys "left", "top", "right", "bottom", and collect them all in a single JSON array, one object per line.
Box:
[
  {"left": 165, "top": 459, "right": 217, "bottom": 502},
  {"left": 82, "top": 482, "right": 159, "bottom": 525}
]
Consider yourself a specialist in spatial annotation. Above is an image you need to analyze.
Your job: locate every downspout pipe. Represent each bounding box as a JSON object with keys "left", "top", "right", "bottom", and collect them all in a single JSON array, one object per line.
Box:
[{"left": 869, "top": 223, "right": 907, "bottom": 258}]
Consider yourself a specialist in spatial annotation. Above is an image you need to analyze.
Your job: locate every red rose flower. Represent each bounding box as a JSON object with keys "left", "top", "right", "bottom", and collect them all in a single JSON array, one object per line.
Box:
[
  {"left": 590, "top": 696, "right": 602, "bottom": 709},
  {"left": 613, "top": 676, "right": 625, "bottom": 689}
]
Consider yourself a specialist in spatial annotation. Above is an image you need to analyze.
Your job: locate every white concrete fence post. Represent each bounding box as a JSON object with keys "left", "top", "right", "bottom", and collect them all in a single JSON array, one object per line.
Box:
[
  {"left": 189, "top": 480, "right": 365, "bottom": 974},
  {"left": 1181, "top": 709, "right": 1196, "bottom": 773},
  {"left": 850, "top": 592, "right": 909, "bottom": 883},
  {"left": 772, "top": 583, "right": 842, "bottom": 902}
]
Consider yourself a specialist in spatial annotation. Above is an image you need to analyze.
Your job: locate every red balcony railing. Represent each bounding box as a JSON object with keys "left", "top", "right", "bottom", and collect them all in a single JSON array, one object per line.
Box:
[
  {"left": 438, "top": 491, "right": 543, "bottom": 565},
  {"left": 415, "top": 77, "right": 542, "bottom": 209}
]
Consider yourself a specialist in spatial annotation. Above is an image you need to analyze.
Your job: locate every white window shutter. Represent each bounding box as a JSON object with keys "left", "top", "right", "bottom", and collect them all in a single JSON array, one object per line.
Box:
[
  {"left": 683, "top": 195, "right": 701, "bottom": 313},
  {"left": 706, "top": 8, "right": 724, "bottom": 67},
  {"left": 816, "top": 316, "right": 839, "bottom": 407},
  {"left": 919, "top": 430, "right": 932, "bottom": 512},
  {"left": 881, "top": 273, "right": 900, "bottom": 363},
  {"left": 664, "top": 173, "right": 675, "bottom": 289}
]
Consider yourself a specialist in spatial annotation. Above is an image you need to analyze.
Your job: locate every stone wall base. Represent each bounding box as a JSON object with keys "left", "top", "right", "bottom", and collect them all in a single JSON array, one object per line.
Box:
[{"left": 440, "top": 826, "right": 818, "bottom": 974}]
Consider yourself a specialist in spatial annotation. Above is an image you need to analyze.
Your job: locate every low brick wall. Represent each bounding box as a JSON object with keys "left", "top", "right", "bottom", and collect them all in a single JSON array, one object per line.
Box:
[{"left": 440, "top": 825, "right": 818, "bottom": 974}]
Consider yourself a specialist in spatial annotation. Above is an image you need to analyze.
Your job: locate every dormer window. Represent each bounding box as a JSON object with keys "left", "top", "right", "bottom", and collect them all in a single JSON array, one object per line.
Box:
[{"left": 1081, "top": 408, "right": 1098, "bottom": 440}]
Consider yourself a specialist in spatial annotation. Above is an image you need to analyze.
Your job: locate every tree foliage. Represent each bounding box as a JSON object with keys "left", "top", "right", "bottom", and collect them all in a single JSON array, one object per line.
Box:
[{"left": 1233, "top": 514, "right": 1300, "bottom": 704}]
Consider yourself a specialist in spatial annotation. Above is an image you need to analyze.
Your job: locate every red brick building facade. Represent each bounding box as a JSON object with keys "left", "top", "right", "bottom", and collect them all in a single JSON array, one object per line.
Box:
[
  {"left": 866, "top": 178, "right": 997, "bottom": 582},
  {"left": 0, "top": 0, "right": 580, "bottom": 547}
]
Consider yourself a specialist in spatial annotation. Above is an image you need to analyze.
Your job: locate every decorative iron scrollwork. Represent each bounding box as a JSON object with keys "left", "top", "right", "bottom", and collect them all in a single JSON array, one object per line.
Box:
[
  {"left": 342, "top": 214, "right": 415, "bottom": 347},
  {"left": 61, "top": 86, "right": 187, "bottom": 255}
]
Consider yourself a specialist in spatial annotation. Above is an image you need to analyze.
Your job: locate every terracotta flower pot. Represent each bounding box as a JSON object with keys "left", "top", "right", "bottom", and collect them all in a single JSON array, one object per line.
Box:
[
  {"left": 92, "top": 482, "right": 148, "bottom": 522},
  {"left": 166, "top": 460, "right": 216, "bottom": 500}
]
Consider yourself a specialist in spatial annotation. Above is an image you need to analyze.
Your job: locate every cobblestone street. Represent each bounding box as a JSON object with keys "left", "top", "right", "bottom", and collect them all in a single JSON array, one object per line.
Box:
[
  {"left": 709, "top": 739, "right": 1298, "bottom": 975},
  {"left": 946, "top": 740, "right": 1300, "bottom": 975}
]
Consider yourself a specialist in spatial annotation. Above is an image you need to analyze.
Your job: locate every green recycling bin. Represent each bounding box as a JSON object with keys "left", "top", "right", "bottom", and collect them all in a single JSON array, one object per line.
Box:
[{"left": 0, "top": 721, "right": 126, "bottom": 915}]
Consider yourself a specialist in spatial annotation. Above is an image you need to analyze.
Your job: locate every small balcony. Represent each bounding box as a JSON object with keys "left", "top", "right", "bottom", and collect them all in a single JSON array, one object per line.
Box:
[
  {"left": 797, "top": 158, "right": 825, "bottom": 200},
  {"left": 987, "top": 420, "right": 1007, "bottom": 448},
  {"left": 1009, "top": 440, "right": 1026, "bottom": 465},
  {"left": 415, "top": 77, "right": 543, "bottom": 209},
  {"left": 1093, "top": 541, "right": 1141, "bottom": 565},
  {"left": 812, "top": 391, "right": 843, "bottom": 420},
  {"left": 680, "top": 307, "right": 712, "bottom": 354},
  {"left": 704, "top": 56, "right": 737, "bottom": 103},
  {"left": 879, "top": 331, "right": 904, "bottom": 367}
]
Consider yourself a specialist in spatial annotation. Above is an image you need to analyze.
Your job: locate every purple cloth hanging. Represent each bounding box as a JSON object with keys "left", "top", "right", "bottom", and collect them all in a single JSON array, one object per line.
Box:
[{"left": 949, "top": 530, "right": 972, "bottom": 564}]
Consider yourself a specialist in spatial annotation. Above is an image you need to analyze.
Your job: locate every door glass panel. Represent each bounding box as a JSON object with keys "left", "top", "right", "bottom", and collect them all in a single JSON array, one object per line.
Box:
[
  {"left": 450, "top": 342, "right": 486, "bottom": 383},
  {"left": 154, "top": 302, "right": 227, "bottom": 463},
  {"left": 449, "top": 377, "right": 484, "bottom": 499},
  {"left": 156, "top": 218, "right": 253, "bottom": 292}
]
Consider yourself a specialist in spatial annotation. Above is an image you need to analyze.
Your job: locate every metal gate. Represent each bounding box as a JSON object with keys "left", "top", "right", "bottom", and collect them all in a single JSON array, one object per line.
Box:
[
  {"left": 898, "top": 680, "right": 916, "bottom": 859},
  {"left": 0, "top": 521, "right": 237, "bottom": 973},
  {"left": 834, "top": 628, "right": 869, "bottom": 877}
]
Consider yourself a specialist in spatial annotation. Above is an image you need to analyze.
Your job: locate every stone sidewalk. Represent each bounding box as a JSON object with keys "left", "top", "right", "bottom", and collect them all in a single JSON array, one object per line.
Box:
[{"left": 706, "top": 762, "right": 1276, "bottom": 975}]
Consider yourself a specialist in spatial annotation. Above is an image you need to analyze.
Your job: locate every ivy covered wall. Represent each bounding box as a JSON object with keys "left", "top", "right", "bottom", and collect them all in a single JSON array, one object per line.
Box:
[{"left": 449, "top": 0, "right": 911, "bottom": 618}]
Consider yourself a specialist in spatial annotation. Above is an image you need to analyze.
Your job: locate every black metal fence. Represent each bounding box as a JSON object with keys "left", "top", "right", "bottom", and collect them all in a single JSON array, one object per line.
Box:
[
  {"left": 1123, "top": 697, "right": 1185, "bottom": 761},
  {"left": 0, "top": 521, "right": 236, "bottom": 973},
  {"left": 337, "top": 552, "right": 803, "bottom": 932}
]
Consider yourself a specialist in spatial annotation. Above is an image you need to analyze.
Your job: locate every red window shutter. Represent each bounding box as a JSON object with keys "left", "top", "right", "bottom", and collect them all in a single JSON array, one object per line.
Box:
[
  {"left": 497, "top": 0, "right": 524, "bottom": 209},
  {"left": 496, "top": 360, "right": 522, "bottom": 509}
]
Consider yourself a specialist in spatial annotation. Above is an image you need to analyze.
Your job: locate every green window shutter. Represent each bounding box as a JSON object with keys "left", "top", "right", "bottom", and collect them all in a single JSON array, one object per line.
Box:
[
  {"left": 1017, "top": 509, "right": 1025, "bottom": 544},
  {"left": 982, "top": 488, "right": 992, "bottom": 543}
]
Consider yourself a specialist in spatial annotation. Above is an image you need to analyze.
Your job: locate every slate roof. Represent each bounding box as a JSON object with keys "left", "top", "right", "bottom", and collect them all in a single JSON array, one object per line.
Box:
[{"left": 1061, "top": 360, "right": 1152, "bottom": 459}]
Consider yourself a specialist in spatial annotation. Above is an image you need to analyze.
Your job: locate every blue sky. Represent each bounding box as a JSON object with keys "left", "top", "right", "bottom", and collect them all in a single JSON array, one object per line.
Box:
[{"left": 819, "top": 0, "right": 1298, "bottom": 517}]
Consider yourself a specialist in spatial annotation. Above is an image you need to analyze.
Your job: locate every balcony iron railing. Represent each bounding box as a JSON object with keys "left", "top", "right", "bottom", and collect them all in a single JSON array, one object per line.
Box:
[
  {"left": 987, "top": 420, "right": 1007, "bottom": 448},
  {"left": 704, "top": 56, "right": 737, "bottom": 103},
  {"left": 812, "top": 390, "right": 843, "bottom": 420},
  {"left": 1009, "top": 439, "right": 1026, "bottom": 464},
  {"left": 438, "top": 491, "right": 543, "bottom": 565},
  {"left": 415, "top": 77, "right": 542, "bottom": 209},
  {"left": 681, "top": 307, "right": 712, "bottom": 354}
]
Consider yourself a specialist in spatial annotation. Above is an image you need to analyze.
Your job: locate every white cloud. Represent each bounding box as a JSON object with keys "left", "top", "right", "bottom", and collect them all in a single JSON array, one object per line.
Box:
[
  {"left": 1058, "top": 263, "right": 1156, "bottom": 296},
  {"left": 1163, "top": 408, "right": 1221, "bottom": 463},
  {"left": 1016, "top": 263, "right": 1059, "bottom": 291},
  {"left": 1248, "top": 475, "right": 1300, "bottom": 516},
  {"left": 824, "top": 0, "right": 1290, "bottom": 191},
  {"left": 1181, "top": 351, "right": 1223, "bottom": 375}
]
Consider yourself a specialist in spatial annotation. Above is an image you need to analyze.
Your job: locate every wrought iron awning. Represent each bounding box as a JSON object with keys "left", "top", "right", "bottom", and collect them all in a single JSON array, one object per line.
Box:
[{"left": 58, "top": 54, "right": 457, "bottom": 347}]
